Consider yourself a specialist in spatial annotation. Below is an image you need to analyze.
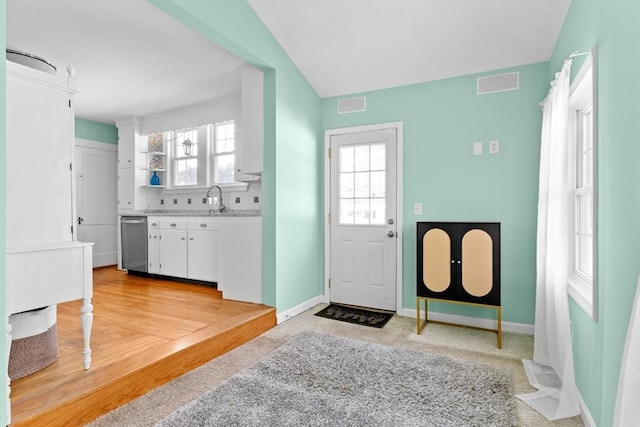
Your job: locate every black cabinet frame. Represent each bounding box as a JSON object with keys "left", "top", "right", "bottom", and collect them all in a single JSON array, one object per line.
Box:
[{"left": 416, "top": 222, "right": 502, "bottom": 348}]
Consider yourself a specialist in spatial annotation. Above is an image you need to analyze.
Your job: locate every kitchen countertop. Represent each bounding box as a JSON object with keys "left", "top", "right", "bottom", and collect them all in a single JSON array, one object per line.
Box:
[{"left": 125, "top": 209, "right": 262, "bottom": 217}]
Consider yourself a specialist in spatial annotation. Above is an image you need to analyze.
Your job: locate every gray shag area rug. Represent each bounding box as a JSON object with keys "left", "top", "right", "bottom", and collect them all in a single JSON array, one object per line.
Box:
[{"left": 156, "top": 331, "right": 516, "bottom": 427}]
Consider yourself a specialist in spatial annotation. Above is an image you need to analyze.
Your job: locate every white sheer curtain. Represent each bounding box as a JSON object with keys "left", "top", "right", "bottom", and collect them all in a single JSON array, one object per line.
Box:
[
  {"left": 516, "top": 59, "right": 581, "bottom": 420},
  {"left": 613, "top": 273, "right": 640, "bottom": 427}
]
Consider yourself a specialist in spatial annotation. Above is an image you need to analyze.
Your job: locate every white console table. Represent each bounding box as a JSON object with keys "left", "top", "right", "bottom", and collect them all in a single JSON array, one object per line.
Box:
[{"left": 5, "top": 241, "right": 93, "bottom": 422}]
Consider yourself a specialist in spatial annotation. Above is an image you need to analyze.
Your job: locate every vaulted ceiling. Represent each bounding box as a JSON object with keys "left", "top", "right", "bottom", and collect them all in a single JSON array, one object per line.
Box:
[{"left": 6, "top": 0, "right": 571, "bottom": 123}]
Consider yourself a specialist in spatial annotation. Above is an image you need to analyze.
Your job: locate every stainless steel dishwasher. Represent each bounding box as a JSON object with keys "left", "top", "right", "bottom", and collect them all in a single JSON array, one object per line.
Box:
[{"left": 121, "top": 216, "right": 148, "bottom": 273}]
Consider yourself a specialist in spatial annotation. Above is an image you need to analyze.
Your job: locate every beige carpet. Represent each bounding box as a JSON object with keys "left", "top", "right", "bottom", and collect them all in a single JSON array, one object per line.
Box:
[{"left": 89, "top": 304, "right": 584, "bottom": 427}]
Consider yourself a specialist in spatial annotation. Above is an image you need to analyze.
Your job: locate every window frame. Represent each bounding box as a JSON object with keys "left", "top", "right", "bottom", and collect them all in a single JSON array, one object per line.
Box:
[
  {"left": 567, "top": 52, "right": 598, "bottom": 320},
  {"left": 164, "top": 121, "right": 238, "bottom": 190},
  {"left": 211, "top": 120, "right": 236, "bottom": 184}
]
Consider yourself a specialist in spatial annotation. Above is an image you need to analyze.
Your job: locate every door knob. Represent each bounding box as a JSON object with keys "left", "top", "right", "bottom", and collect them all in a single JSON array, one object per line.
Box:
[
  {"left": 387, "top": 231, "right": 395, "bottom": 238},
  {"left": 387, "top": 218, "right": 395, "bottom": 225}
]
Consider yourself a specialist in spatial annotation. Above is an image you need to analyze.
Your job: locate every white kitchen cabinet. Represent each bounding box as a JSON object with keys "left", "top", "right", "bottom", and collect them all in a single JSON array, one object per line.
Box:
[
  {"left": 147, "top": 217, "right": 160, "bottom": 274},
  {"left": 187, "top": 218, "right": 219, "bottom": 282},
  {"left": 237, "top": 66, "right": 263, "bottom": 177},
  {"left": 116, "top": 121, "right": 135, "bottom": 216},
  {"left": 117, "top": 167, "right": 134, "bottom": 212},
  {"left": 188, "top": 231, "right": 218, "bottom": 282},
  {"left": 217, "top": 217, "right": 262, "bottom": 303},
  {"left": 158, "top": 219, "right": 188, "bottom": 278},
  {"left": 117, "top": 122, "right": 135, "bottom": 169},
  {"left": 145, "top": 215, "right": 261, "bottom": 303},
  {"left": 115, "top": 117, "right": 148, "bottom": 213}
]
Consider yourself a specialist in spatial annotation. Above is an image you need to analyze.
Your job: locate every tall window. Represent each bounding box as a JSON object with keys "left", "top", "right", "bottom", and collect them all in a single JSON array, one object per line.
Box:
[
  {"left": 568, "top": 54, "right": 597, "bottom": 319},
  {"left": 574, "top": 103, "right": 593, "bottom": 281},
  {"left": 214, "top": 121, "right": 235, "bottom": 183},
  {"left": 172, "top": 128, "right": 199, "bottom": 187}
]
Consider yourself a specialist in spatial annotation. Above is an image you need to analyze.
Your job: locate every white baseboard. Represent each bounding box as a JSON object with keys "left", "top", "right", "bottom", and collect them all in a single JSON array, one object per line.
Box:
[
  {"left": 277, "top": 295, "right": 325, "bottom": 324},
  {"left": 576, "top": 389, "right": 596, "bottom": 427},
  {"left": 401, "top": 308, "right": 534, "bottom": 335},
  {"left": 276, "top": 297, "right": 534, "bottom": 335}
]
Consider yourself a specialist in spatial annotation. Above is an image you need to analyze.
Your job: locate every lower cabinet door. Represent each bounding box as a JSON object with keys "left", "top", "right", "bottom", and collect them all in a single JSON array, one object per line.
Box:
[
  {"left": 159, "top": 229, "right": 187, "bottom": 278},
  {"left": 148, "top": 230, "right": 160, "bottom": 274},
  {"left": 187, "top": 230, "right": 218, "bottom": 282}
]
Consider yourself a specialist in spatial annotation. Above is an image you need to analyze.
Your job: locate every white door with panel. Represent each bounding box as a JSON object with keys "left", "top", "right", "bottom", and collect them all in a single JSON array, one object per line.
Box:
[
  {"left": 75, "top": 141, "right": 118, "bottom": 267},
  {"left": 330, "top": 128, "right": 397, "bottom": 311}
]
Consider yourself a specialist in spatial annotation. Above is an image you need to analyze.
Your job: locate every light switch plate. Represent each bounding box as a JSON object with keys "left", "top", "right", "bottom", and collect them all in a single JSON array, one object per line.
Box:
[
  {"left": 489, "top": 140, "right": 500, "bottom": 154},
  {"left": 473, "top": 142, "right": 483, "bottom": 156},
  {"left": 414, "top": 203, "right": 423, "bottom": 216}
]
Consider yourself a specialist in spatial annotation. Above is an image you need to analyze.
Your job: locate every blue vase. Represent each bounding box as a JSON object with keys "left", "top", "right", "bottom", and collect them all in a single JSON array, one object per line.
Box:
[{"left": 150, "top": 171, "right": 160, "bottom": 186}]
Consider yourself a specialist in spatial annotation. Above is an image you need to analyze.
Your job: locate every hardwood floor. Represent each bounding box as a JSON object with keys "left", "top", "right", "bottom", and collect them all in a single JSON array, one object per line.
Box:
[{"left": 9, "top": 267, "right": 276, "bottom": 426}]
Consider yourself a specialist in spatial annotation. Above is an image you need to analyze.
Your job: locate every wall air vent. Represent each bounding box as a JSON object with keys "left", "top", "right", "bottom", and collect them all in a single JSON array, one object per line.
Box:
[
  {"left": 477, "top": 72, "right": 519, "bottom": 95},
  {"left": 337, "top": 96, "right": 366, "bottom": 114}
]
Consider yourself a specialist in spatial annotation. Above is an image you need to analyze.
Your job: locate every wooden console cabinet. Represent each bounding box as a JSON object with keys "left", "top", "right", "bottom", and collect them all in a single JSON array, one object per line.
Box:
[{"left": 416, "top": 222, "right": 501, "bottom": 347}]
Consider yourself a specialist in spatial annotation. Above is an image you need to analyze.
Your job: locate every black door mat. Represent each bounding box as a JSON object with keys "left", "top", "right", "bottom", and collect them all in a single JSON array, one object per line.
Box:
[{"left": 315, "top": 304, "right": 393, "bottom": 328}]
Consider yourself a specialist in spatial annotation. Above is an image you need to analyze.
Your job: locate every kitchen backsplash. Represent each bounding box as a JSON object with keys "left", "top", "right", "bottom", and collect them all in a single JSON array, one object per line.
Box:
[{"left": 145, "top": 182, "right": 262, "bottom": 213}]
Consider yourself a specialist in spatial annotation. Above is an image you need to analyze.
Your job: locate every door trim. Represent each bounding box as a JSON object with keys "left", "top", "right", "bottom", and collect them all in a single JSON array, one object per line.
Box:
[{"left": 324, "top": 122, "right": 403, "bottom": 313}]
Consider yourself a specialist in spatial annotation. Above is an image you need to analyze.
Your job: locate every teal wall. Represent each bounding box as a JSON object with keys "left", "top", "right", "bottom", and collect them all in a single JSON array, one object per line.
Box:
[
  {"left": 75, "top": 118, "right": 118, "bottom": 144},
  {"left": 550, "top": 1, "right": 640, "bottom": 425},
  {"left": 323, "top": 62, "right": 549, "bottom": 325},
  {"left": 0, "top": 2, "right": 7, "bottom": 423},
  {"left": 2, "top": 1, "right": 638, "bottom": 425},
  {"left": 149, "top": 0, "right": 324, "bottom": 311}
]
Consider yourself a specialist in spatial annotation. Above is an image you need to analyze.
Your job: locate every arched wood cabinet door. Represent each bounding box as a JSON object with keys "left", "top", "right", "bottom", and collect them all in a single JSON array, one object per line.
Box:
[{"left": 417, "top": 222, "right": 500, "bottom": 306}]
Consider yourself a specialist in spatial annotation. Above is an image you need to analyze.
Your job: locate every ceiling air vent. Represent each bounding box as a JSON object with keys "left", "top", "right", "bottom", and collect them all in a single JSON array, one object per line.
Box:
[
  {"left": 477, "top": 72, "right": 519, "bottom": 95},
  {"left": 337, "top": 96, "right": 366, "bottom": 114}
]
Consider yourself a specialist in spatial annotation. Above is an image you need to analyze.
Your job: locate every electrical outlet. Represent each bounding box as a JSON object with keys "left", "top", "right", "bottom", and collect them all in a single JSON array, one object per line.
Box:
[
  {"left": 254, "top": 196, "right": 260, "bottom": 203},
  {"left": 202, "top": 198, "right": 207, "bottom": 204},
  {"left": 489, "top": 140, "right": 500, "bottom": 154},
  {"left": 187, "top": 198, "right": 192, "bottom": 204},
  {"left": 160, "top": 199, "right": 165, "bottom": 205},
  {"left": 414, "top": 203, "right": 423, "bottom": 215},
  {"left": 235, "top": 197, "right": 241, "bottom": 204},
  {"left": 173, "top": 199, "right": 178, "bottom": 205}
]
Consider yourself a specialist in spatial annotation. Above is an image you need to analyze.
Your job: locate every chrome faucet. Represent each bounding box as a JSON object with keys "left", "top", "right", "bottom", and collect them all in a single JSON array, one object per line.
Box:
[{"left": 206, "top": 184, "right": 226, "bottom": 214}]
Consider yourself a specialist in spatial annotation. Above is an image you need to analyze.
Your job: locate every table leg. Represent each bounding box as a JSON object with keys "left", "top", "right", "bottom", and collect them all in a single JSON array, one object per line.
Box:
[{"left": 81, "top": 298, "right": 93, "bottom": 370}]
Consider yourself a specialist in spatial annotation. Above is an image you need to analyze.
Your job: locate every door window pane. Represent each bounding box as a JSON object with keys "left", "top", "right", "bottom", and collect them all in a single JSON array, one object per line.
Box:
[
  {"left": 340, "top": 146, "right": 354, "bottom": 172},
  {"left": 370, "top": 198, "right": 385, "bottom": 225},
  {"left": 354, "top": 199, "right": 370, "bottom": 224},
  {"left": 340, "top": 199, "right": 354, "bottom": 224},
  {"left": 354, "top": 172, "right": 370, "bottom": 198},
  {"left": 370, "top": 171, "right": 385, "bottom": 197},
  {"left": 338, "top": 143, "right": 386, "bottom": 225},
  {"left": 370, "top": 144, "right": 385, "bottom": 170},
  {"left": 354, "top": 145, "right": 370, "bottom": 171},
  {"left": 340, "top": 173, "right": 354, "bottom": 198}
]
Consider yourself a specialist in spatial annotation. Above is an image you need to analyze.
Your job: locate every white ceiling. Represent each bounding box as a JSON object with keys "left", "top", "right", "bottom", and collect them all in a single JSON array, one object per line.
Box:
[
  {"left": 6, "top": 0, "right": 571, "bottom": 124},
  {"left": 6, "top": 0, "right": 246, "bottom": 124},
  {"left": 248, "top": 0, "right": 571, "bottom": 97}
]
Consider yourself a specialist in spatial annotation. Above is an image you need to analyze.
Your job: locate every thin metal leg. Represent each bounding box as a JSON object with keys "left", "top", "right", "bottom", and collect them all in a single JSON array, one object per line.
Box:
[
  {"left": 416, "top": 298, "right": 421, "bottom": 334},
  {"left": 496, "top": 306, "right": 502, "bottom": 349}
]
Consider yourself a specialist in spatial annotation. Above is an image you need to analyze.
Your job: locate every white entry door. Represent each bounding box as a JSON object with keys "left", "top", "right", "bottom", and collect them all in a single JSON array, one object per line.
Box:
[
  {"left": 75, "top": 141, "right": 118, "bottom": 267},
  {"left": 329, "top": 127, "right": 398, "bottom": 311}
]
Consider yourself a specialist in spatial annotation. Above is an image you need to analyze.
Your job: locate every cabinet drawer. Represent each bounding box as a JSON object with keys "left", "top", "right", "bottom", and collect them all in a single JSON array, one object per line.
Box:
[
  {"left": 159, "top": 218, "right": 187, "bottom": 230},
  {"left": 188, "top": 218, "right": 220, "bottom": 230},
  {"left": 147, "top": 217, "right": 160, "bottom": 229}
]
